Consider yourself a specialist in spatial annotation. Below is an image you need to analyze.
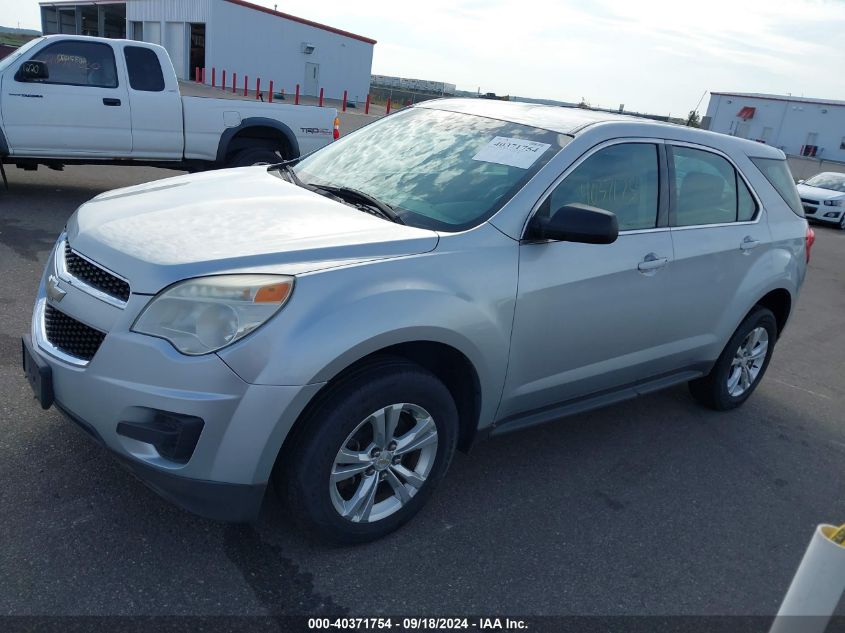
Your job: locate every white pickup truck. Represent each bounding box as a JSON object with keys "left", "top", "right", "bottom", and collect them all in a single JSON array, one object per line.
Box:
[{"left": 0, "top": 35, "right": 338, "bottom": 173}]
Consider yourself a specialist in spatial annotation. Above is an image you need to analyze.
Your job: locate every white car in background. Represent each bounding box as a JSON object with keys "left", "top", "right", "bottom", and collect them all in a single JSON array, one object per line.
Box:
[{"left": 797, "top": 172, "right": 845, "bottom": 229}]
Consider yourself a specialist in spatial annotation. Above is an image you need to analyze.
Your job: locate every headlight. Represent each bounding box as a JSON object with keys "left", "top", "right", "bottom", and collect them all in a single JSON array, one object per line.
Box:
[
  {"left": 823, "top": 199, "right": 843, "bottom": 206},
  {"left": 132, "top": 275, "right": 294, "bottom": 355}
]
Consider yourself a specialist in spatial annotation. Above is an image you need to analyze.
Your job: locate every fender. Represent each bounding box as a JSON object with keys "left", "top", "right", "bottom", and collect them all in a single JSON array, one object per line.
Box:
[{"left": 215, "top": 117, "right": 301, "bottom": 164}]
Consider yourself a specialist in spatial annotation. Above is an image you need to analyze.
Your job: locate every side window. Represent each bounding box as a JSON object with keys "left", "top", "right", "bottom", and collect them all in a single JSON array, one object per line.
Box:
[
  {"left": 737, "top": 176, "right": 757, "bottom": 221},
  {"left": 671, "top": 146, "right": 755, "bottom": 226},
  {"left": 124, "top": 46, "right": 164, "bottom": 92},
  {"left": 546, "top": 143, "right": 659, "bottom": 231},
  {"left": 23, "top": 41, "right": 117, "bottom": 88}
]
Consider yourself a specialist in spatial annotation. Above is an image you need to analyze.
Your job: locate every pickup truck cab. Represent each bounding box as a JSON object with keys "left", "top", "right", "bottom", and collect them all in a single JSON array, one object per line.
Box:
[{"left": 0, "top": 35, "right": 338, "bottom": 171}]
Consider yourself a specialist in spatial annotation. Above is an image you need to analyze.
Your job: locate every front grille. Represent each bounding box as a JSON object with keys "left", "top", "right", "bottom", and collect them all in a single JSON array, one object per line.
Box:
[
  {"left": 804, "top": 205, "right": 817, "bottom": 215},
  {"left": 64, "top": 243, "right": 130, "bottom": 303},
  {"left": 800, "top": 198, "right": 818, "bottom": 206},
  {"left": 44, "top": 304, "right": 106, "bottom": 361}
]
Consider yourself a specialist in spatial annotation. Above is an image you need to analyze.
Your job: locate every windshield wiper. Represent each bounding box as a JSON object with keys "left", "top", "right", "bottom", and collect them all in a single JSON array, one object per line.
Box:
[
  {"left": 267, "top": 159, "right": 304, "bottom": 186},
  {"left": 313, "top": 185, "right": 404, "bottom": 224}
]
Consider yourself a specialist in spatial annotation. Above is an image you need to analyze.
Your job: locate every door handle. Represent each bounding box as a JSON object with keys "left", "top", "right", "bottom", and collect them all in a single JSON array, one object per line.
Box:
[
  {"left": 102, "top": 98, "right": 121, "bottom": 106},
  {"left": 637, "top": 254, "right": 668, "bottom": 272},
  {"left": 740, "top": 236, "right": 761, "bottom": 251}
]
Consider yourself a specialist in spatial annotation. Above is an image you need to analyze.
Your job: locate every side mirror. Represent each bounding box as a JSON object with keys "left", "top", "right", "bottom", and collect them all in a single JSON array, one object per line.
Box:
[
  {"left": 527, "top": 203, "right": 619, "bottom": 244},
  {"left": 17, "top": 60, "right": 49, "bottom": 82}
]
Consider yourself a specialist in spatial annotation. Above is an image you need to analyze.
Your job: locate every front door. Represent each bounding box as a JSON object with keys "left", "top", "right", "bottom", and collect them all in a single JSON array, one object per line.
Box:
[
  {"left": 1, "top": 38, "right": 131, "bottom": 157},
  {"left": 499, "top": 141, "right": 675, "bottom": 420},
  {"left": 305, "top": 62, "right": 319, "bottom": 97}
]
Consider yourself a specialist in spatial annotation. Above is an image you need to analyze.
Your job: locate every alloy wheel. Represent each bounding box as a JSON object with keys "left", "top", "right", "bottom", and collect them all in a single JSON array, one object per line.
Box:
[
  {"left": 330, "top": 403, "right": 438, "bottom": 523},
  {"left": 727, "top": 326, "right": 769, "bottom": 397}
]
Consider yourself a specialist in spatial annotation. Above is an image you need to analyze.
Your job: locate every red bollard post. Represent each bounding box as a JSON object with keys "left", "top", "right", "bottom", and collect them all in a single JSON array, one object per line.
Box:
[
  {"left": 281, "top": 88, "right": 285, "bottom": 100},
  {"left": 256, "top": 77, "right": 261, "bottom": 99},
  {"left": 201, "top": 67, "right": 206, "bottom": 84},
  {"left": 195, "top": 66, "right": 200, "bottom": 82},
  {"left": 342, "top": 90, "right": 347, "bottom": 112},
  {"left": 221, "top": 70, "right": 226, "bottom": 91},
  {"left": 268, "top": 81, "right": 273, "bottom": 103},
  {"left": 386, "top": 97, "right": 391, "bottom": 115},
  {"left": 243, "top": 75, "right": 248, "bottom": 97},
  {"left": 211, "top": 67, "right": 215, "bottom": 87},
  {"left": 365, "top": 94, "right": 371, "bottom": 114},
  {"left": 295, "top": 84, "right": 300, "bottom": 105},
  {"left": 319, "top": 87, "right": 324, "bottom": 107},
  {"left": 232, "top": 72, "right": 237, "bottom": 93}
]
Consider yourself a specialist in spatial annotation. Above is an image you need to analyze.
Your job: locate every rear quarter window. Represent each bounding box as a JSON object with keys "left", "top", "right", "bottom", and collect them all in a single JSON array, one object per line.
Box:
[
  {"left": 124, "top": 46, "right": 164, "bottom": 92},
  {"left": 751, "top": 158, "right": 804, "bottom": 217}
]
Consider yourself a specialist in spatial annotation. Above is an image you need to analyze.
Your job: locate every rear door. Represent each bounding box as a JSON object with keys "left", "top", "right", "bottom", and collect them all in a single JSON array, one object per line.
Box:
[
  {"left": 1, "top": 39, "right": 131, "bottom": 157},
  {"left": 663, "top": 143, "right": 772, "bottom": 363},
  {"left": 122, "top": 44, "right": 183, "bottom": 159},
  {"left": 499, "top": 140, "right": 676, "bottom": 419}
]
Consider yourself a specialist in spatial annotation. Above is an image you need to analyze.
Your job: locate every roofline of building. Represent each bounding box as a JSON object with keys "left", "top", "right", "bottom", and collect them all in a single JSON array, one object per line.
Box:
[
  {"left": 38, "top": 0, "right": 378, "bottom": 45},
  {"left": 222, "top": 0, "right": 376, "bottom": 45},
  {"left": 710, "top": 91, "right": 845, "bottom": 109}
]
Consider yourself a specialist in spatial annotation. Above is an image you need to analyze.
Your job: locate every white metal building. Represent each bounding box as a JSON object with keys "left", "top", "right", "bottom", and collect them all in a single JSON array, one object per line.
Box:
[
  {"left": 704, "top": 92, "right": 845, "bottom": 162},
  {"left": 39, "top": 0, "right": 376, "bottom": 102}
]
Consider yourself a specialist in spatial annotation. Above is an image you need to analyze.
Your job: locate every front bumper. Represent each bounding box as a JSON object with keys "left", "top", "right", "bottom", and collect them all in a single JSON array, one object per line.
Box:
[
  {"left": 54, "top": 395, "right": 267, "bottom": 522},
  {"left": 25, "top": 286, "right": 322, "bottom": 522},
  {"left": 802, "top": 202, "right": 842, "bottom": 224}
]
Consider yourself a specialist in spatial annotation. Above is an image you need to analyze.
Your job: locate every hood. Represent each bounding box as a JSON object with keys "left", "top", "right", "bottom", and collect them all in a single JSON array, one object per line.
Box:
[
  {"left": 66, "top": 167, "right": 439, "bottom": 294},
  {"left": 796, "top": 183, "right": 845, "bottom": 202}
]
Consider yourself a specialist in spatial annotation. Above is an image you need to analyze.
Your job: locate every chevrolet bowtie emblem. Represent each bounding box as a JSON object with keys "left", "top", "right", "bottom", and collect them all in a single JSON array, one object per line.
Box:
[{"left": 46, "top": 275, "right": 66, "bottom": 303}]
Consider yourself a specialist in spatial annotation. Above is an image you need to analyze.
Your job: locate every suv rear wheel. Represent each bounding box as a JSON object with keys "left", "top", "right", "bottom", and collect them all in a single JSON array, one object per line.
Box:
[
  {"left": 688, "top": 307, "right": 778, "bottom": 410},
  {"left": 277, "top": 358, "right": 458, "bottom": 544}
]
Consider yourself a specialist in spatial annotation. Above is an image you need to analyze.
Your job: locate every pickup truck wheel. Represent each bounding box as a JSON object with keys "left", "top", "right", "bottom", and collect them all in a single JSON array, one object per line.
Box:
[
  {"left": 227, "top": 148, "right": 282, "bottom": 167},
  {"left": 277, "top": 357, "right": 458, "bottom": 544},
  {"left": 688, "top": 307, "right": 777, "bottom": 411}
]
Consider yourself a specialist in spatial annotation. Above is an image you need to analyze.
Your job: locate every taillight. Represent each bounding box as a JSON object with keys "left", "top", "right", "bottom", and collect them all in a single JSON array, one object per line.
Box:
[
  {"left": 333, "top": 117, "right": 340, "bottom": 140},
  {"left": 805, "top": 225, "right": 815, "bottom": 263}
]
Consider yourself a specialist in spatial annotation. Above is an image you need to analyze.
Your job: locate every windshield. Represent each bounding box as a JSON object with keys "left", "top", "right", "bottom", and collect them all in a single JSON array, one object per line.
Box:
[
  {"left": 293, "top": 106, "right": 569, "bottom": 231},
  {"left": 803, "top": 173, "right": 845, "bottom": 193},
  {"left": 0, "top": 37, "right": 44, "bottom": 74}
]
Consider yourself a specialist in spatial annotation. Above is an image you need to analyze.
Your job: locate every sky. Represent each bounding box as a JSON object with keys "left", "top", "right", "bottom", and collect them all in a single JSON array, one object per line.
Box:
[{"left": 2, "top": 0, "right": 845, "bottom": 116}]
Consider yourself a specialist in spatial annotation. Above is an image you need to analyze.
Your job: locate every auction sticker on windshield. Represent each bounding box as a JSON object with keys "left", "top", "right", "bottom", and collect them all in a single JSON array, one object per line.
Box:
[{"left": 472, "top": 137, "right": 551, "bottom": 169}]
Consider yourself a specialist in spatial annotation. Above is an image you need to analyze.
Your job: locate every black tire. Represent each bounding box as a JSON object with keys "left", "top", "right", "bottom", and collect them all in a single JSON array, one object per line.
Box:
[
  {"left": 839, "top": 215, "right": 845, "bottom": 230},
  {"left": 688, "top": 307, "right": 778, "bottom": 411},
  {"left": 276, "top": 357, "right": 458, "bottom": 544},
  {"left": 227, "top": 147, "right": 282, "bottom": 168}
]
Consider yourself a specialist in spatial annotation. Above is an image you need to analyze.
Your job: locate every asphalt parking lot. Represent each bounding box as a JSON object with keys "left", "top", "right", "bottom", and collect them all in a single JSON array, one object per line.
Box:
[{"left": 1, "top": 164, "right": 844, "bottom": 618}]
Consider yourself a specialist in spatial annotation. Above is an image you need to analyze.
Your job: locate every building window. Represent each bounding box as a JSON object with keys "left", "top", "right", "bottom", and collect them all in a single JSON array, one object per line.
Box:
[
  {"left": 840, "top": 137, "right": 845, "bottom": 151},
  {"left": 130, "top": 21, "right": 143, "bottom": 41}
]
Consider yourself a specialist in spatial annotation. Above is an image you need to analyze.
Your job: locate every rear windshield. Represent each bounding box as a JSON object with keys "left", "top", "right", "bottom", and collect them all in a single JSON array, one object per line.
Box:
[{"left": 751, "top": 158, "right": 804, "bottom": 217}]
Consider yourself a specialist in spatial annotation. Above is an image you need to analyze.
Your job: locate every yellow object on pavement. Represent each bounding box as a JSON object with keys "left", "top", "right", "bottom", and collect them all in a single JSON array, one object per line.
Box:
[{"left": 827, "top": 523, "right": 845, "bottom": 545}]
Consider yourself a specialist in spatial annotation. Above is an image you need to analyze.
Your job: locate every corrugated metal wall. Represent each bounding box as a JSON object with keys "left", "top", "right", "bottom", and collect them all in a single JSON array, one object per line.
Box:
[{"left": 126, "top": 0, "right": 212, "bottom": 22}]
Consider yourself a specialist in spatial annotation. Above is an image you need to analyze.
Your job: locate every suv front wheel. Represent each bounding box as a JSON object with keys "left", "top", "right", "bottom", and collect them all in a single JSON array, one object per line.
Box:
[
  {"left": 689, "top": 306, "right": 778, "bottom": 410},
  {"left": 277, "top": 357, "right": 458, "bottom": 544}
]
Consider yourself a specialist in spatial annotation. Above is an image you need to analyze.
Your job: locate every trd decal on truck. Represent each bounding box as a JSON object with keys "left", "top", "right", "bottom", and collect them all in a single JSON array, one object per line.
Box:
[
  {"left": 9, "top": 93, "right": 43, "bottom": 98},
  {"left": 300, "top": 127, "right": 331, "bottom": 135}
]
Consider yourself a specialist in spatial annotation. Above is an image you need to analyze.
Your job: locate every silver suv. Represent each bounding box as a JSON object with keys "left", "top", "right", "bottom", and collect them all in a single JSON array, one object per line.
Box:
[{"left": 22, "top": 99, "right": 812, "bottom": 542}]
